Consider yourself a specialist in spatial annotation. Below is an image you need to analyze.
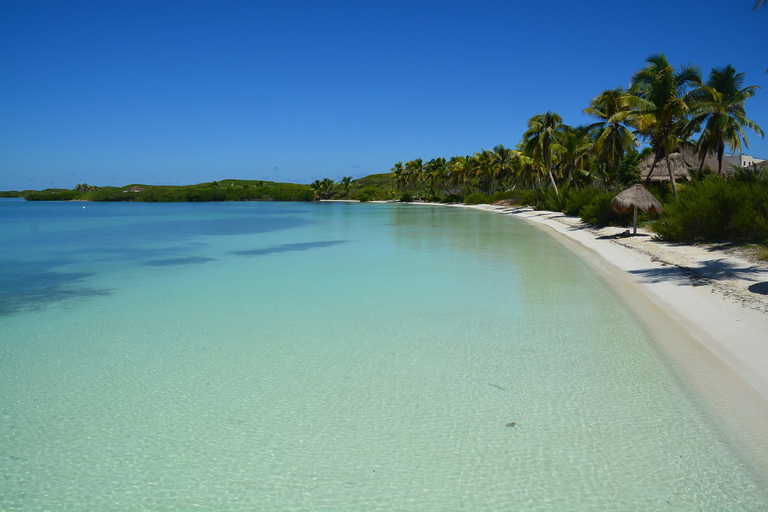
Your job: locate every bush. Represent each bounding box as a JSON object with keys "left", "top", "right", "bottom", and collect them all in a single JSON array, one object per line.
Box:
[
  {"left": 653, "top": 176, "right": 768, "bottom": 242},
  {"left": 464, "top": 193, "right": 490, "bottom": 205},
  {"left": 352, "top": 186, "right": 387, "bottom": 202},
  {"left": 537, "top": 185, "right": 571, "bottom": 212},
  {"left": 563, "top": 187, "right": 603, "bottom": 216},
  {"left": 579, "top": 192, "right": 632, "bottom": 227},
  {"left": 514, "top": 189, "right": 537, "bottom": 206},
  {"left": 440, "top": 194, "right": 463, "bottom": 203},
  {"left": 399, "top": 193, "right": 413, "bottom": 202}
]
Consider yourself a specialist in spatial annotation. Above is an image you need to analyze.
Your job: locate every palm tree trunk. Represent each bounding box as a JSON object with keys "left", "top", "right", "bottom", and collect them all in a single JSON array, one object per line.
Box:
[
  {"left": 546, "top": 164, "right": 559, "bottom": 196},
  {"left": 665, "top": 150, "right": 678, "bottom": 200},
  {"left": 717, "top": 143, "right": 725, "bottom": 176}
]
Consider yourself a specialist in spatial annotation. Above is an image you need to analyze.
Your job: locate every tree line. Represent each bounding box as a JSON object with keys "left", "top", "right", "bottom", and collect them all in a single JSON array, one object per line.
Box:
[{"left": 390, "top": 54, "right": 764, "bottom": 202}]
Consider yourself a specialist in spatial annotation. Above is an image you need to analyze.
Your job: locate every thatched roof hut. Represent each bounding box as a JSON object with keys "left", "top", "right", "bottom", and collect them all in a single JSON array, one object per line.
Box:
[
  {"left": 639, "top": 145, "right": 720, "bottom": 182},
  {"left": 611, "top": 184, "right": 663, "bottom": 215},
  {"left": 610, "top": 184, "right": 663, "bottom": 235}
]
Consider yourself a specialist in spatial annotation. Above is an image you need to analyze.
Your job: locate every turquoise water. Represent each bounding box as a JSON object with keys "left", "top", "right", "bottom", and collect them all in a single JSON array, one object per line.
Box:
[{"left": 1, "top": 199, "right": 766, "bottom": 511}]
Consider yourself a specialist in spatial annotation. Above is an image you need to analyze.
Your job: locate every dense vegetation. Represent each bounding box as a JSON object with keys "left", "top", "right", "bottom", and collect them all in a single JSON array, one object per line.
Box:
[
  {"left": 21, "top": 180, "right": 315, "bottom": 202},
  {"left": 380, "top": 53, "right": 765, "bottom": 243}
]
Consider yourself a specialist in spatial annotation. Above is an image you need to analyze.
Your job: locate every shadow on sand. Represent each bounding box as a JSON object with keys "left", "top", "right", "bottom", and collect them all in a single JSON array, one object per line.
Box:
[{"left": 628, "top": 258, "right": 766, "bottom": 288}]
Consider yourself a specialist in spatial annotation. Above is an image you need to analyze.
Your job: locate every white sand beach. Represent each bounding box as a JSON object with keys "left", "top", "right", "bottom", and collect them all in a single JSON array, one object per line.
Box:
[{"left": 468, "top": 204, "right": 768, "bottom": 465}]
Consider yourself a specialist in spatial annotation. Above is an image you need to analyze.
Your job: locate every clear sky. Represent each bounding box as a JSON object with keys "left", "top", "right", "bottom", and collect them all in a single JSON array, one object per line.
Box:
[{"left": 1, "top": 0, "right": 766, "bottom": 190}]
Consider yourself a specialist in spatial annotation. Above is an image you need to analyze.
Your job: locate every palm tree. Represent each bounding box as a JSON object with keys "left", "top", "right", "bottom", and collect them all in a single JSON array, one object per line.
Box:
[
  {"left": 622, "top": 53, "right": 701, "bottom": 199},
  {"left": 391, "top": 162, "right": 406, "bottom": 192},
  {"left": 584, "top": 87, "right": 637, "bottom": 190},
  {"left": 405, "top": 158, "right": 424, "bottom": 199},
  {"left": 340, "top": 176, "right": 353, "bottom": 197},
  {"left": 755, "top": 0, "right": 766, "bottom": 9},
  {"left": 474, "top": 149, "right": 496, "bottom": 195},
  {"left": 523, "top": 111, "right": 565, "bottom": 195},
  {"left": 310, "top": 179, "right": 322, "bottom": 199},
  {"left": 424, "top": 157, "right": 448, "bottom": 197},
  {"left": 448, "top": 155, "right": 475, "bottom": 195},
  {"left": 558, "top": 125, "right": 594, "bottom": 189},
  {"left": 686, "top": 65, "right": 764, "bottom": 175},
  {"left": 493, "top": 145, "right": 514, "bottom": 191},
  {"left": 320, "top": 178, "right": 335, "bottom": 199}
]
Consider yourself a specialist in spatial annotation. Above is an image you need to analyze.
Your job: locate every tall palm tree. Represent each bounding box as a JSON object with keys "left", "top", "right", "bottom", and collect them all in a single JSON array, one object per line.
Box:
[
  {"left": 405, "top": 158, "right": 424, "bottom": 199},
  {"left": 425, "top": 157, "right": 448, "bottom": 197},
  {"left": 493, "top": 145, "right": 514, "bottom": 191},
  {"left": 391, "top": 162, "right": 406, "bottom": 192},
  {"left": 584, "top": 87, "right": 637, "bottom": 190},
  {"left": 686, "top": 65, "right": 764, "bottom": 175},
  {"left": 558, "top": 125, "right": 594, "bottom": 189},
  {"left": 622, "top": 53, "right": 701, "bottom": 199},
  {"left": 473, "top": 149, "right": 496, "bottom": 195},
  {"left": 448, "top": 155, "right": 475, "bottom": 195},
  {"left": 523, "top": 111, "right": 565, "bottom": 195},
  {"left": 340, "top": 176, "right": 353, "bottom": 197}
]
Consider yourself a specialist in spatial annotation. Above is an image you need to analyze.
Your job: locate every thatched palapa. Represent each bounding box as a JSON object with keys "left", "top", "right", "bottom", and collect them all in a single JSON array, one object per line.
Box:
[{"left": 610, "top": 184, "right": 663, "bottom": 235}]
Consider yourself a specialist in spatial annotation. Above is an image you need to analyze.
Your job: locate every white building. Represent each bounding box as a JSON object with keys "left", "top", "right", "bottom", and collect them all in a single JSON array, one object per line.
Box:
[{"left": 722, "top": 154, "right": 765, "bottom": 169}]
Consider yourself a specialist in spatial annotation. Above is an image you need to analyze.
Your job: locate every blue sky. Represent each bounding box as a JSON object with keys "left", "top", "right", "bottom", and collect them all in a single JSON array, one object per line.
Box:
[{"left": 1, "top": 0, "right": 766, "bottom": 190}]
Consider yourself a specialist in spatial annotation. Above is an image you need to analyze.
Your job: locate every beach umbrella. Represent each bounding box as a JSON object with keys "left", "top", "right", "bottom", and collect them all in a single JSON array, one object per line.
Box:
[{"left": 610, "top": 184, "right": 663, "bottom": 235}]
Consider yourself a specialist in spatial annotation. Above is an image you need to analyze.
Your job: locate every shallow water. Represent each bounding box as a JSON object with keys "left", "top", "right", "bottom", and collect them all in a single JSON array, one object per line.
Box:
[{"left": 1, "top": 199, "right": 766, "bottom": 511}]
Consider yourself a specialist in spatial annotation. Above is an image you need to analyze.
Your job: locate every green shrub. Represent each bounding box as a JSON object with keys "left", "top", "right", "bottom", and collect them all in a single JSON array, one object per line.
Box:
[
  {"left": 538, "top": 185, "right": 570, "bottom": 212},
  {"left": 464, "top": 193, "right": 490, "bottom": 205},
  {"left": 399, "top": 192, "right": 414, "bottom": 202},
  {"left": 514, "top": 189, "right": 537, "bottom": 206},
  {"left": 440, "top": 194, "right": 463, "bottom": 203},
  {"left": 563, "top": 187, "right": 603, "bottom": 216},
  {"left": 653, "top": 176, "right": 768, "bottom": 242},
  {"left": 579, "top": 192, "right": 632, "bottom": 227},
  {"left": 352, "top": 186, "right": 386, "bottom": 202}
]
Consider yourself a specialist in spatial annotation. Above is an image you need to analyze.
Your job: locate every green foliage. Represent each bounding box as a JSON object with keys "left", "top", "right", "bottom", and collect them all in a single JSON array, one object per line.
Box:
[
  {"left": 21, "top": 180, "right": 314, "bottom": 202},
  {"left": 464, "top": 193, "right": 490, "bottom": 205},
  {"left": 538, "top": 185, "right": 570, "bottom": 212},
  {"left": 563, "top": 187, "right": 604, "bottom": 216},
  {"left": 514, "top": 189, "right": 538, "bottom": 206},
  {"left": 653, "top": 176, "right": 768, "bottom": 242},
  {"left": 351, "top": 186, "right": 387, "bottom": 202},
  {"left": 0, "top": 190, "right": 26, "bottom": 198},
  {"left": 440, "top": 194, "right": 463, "bottom": 203},
  {"left": 399, "top": 193, "right": 413, "bottom": 202},
  {"left": 25, "top": 189, "right": 81, "bottom": 201},
  {"left": 579, "top": 192, "right": 632, "bottom": 227}
]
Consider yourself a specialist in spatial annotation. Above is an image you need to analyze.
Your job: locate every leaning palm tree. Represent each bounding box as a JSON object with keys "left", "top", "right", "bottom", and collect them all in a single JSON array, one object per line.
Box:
[
  {"left": 622, "top": 53, "right": 701, "bottom": 199},
  {"left": 584, "top": 87, "right": 637, "bottom": 190},
  {"left": 686, "top": 65, "right": 764, "bottom": 175},
  {"left": 523, "top": 111, "right": 565, "bottom": 195}
]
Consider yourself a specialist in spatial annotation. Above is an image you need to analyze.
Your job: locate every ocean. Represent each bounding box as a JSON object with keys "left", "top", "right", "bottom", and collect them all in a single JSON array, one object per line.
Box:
[{"left": 1, "top": 199, "right": 766, "bottom": 511}]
